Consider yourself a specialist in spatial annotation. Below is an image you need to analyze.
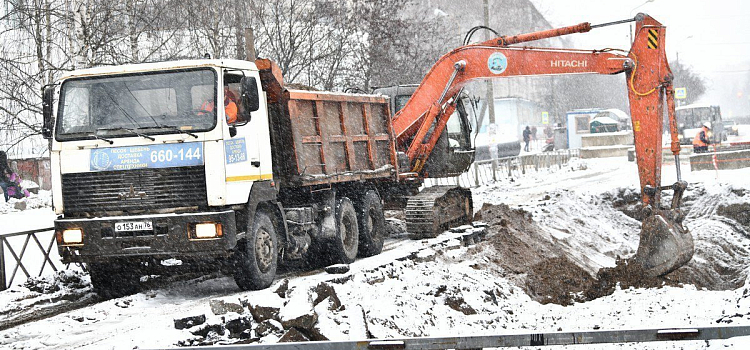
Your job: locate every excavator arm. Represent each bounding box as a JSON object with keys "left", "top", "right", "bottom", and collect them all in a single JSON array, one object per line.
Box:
[
  {"left": 393, "top": 46, "right": 632, "bottom": 172},
  {"left": 396, "top": 13, "right": 693, "bottom": 276}
]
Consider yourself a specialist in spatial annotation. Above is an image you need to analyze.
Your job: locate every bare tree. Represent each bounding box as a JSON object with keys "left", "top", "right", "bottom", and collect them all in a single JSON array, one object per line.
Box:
[
  {"left": 0, "top": 0, "right": 484, "bottom": 157},
  {"left": 670, "top": 59, "right": 707, "bottom": 105},
  {"left": 1, "top": 0, "right": 68, "bottom": 155}
]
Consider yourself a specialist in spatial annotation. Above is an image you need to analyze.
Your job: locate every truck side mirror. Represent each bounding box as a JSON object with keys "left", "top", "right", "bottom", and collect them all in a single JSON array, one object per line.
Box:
[
  {"left": 240, "top": 76, "right": 260, "bottom": 116},
  {"left": 42, "top": 86, "right": 55, "bottom": 139}
]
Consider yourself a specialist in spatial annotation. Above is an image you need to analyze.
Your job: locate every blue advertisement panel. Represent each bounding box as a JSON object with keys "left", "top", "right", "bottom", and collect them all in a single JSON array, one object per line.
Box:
[
  {"left": 90, "top": 143, "right": 204, "bottom": 171},
  {"left": 224, "top": 137, "right": 248, "bottom": 164}
]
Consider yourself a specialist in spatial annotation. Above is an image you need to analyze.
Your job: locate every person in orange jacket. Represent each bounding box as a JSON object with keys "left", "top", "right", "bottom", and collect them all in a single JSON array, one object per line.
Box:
[
  {"left": 692, "top": 122, "right": 711, "bottom": 153},
  {"left": 200, "top": 87, "right": 238, "bottom": 124}
]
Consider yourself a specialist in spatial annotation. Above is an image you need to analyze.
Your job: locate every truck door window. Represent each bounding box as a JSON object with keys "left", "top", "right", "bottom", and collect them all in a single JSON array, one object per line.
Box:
[{"left": 224, "top": 73, "right": 246, "bottom": 124}]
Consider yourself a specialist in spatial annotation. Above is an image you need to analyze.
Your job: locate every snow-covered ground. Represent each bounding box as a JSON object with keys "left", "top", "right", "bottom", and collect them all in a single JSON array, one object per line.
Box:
[{"left": 1, "top": 156, "right": 750, "bottom": 349}]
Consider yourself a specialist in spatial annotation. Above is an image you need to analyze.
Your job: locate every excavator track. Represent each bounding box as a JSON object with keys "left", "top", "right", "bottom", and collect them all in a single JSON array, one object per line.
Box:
[{"left": 405, "top": 186, "right": 473, "bottom": 239}]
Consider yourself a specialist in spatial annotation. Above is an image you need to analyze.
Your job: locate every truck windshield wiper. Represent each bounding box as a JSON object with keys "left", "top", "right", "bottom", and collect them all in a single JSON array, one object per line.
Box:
[
  {"left": 139, "top": 124, "right": 198, "bottom": 139},
  {"left": 88, "top": 134, "right": 114, "bottom": 144},
  {"left": 97, "top": 127, "right": 155, "bottom": 141}
]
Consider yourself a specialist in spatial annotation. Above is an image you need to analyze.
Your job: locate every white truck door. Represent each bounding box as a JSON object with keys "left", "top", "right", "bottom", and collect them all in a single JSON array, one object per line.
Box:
[{"left": 222, "top": 71, "right": 266, "bottom": 205}]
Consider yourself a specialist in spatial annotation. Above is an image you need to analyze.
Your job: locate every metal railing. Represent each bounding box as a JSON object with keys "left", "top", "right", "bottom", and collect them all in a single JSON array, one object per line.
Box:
[
  {"left": 425, "top": 149, "right": 580, "bottom": 188},
  {"left": 152, "top": 325, "right": 750, "bottom": 350},
  {"left": 0, "top": 226, "right": 61, "bottom": 291}
]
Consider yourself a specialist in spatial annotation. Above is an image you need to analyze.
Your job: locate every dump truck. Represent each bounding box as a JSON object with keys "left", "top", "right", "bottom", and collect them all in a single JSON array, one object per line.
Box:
[
  {"left": 43, "top": 58, "right": 473, "bottom": 297},
  {"left": 44, "top": 13, "right": 693, "bottom": 298}
]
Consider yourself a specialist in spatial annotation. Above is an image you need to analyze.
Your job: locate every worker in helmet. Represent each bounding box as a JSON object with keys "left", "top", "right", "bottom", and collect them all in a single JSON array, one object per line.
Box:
[
  {"left": 692, "top": 122, "right": 711, "bottom": 153},
  {"left": 199, "top": 87, "right": 238, "bottom": 124}
]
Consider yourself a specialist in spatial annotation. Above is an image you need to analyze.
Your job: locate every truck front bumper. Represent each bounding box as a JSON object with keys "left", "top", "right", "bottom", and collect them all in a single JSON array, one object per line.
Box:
[{"left": 55, "top": 210, "right": 237, "bottom": 264}]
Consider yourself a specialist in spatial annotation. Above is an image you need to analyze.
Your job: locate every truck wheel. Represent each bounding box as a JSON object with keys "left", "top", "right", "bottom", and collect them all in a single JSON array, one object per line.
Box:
[
  {"left": 356, "top": 190, "right": 386, "bottom": 257},
  {"left": 233, "top": 211, "right": 278, "bottom": 290},
  {"left": 330, "top": 197, "right": 359, "bottom": 264},
  {"left": 88, "top": 262, "right": 141, "bottom": 299}
]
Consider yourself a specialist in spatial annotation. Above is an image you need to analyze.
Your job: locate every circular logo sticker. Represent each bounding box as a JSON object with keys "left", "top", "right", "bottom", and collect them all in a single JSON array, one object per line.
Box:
[
  {"left": 488, "top": 52, "right": 508, "bottom": 74},
  {"left": 90, "top": 149, "right": 112, "bottom": 171}
]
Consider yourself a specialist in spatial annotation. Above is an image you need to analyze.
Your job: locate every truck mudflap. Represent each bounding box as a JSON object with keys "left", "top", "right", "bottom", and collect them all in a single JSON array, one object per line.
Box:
[{"left": 55, "top": 210, "right": 237, "bottom": 264}]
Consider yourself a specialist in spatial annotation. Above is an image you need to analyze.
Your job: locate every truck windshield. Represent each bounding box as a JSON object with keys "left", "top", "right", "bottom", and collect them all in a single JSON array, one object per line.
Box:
[{"left": 56, "top": 68, "right": 216, "bottom": 140}]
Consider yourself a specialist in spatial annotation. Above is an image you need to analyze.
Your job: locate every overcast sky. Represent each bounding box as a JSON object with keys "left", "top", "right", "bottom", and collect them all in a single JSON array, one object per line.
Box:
[{"left": 531, "top": 0, "right": 750, "bottom": 117}]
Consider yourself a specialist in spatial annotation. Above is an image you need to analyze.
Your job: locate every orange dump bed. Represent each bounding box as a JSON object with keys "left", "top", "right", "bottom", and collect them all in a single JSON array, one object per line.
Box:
[{"left": 257, "top": 59, "right": 397, "bottom": 187}]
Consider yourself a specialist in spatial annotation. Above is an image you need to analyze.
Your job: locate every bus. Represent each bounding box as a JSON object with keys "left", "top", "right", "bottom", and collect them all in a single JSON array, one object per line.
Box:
[{"left": 674, "top": 104, "right": 726, "bottom": 144}]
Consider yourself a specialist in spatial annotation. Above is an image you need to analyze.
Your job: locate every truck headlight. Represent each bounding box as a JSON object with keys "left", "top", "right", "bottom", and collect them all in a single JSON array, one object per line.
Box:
[
  {"left": 192, "top": 223, "right": 222, "bottom": 239},
  {"left": 62, "top": 229, "right": 83, "bottom": 244}
]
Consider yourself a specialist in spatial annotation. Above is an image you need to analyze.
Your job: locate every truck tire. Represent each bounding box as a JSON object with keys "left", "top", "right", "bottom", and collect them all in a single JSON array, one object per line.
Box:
[
  {"left": 88, "top": 262, "right": 141, "bottom": 299},
  {"left": 233, "top": 211, "right": 278, "bottom": 290},
  {"left": 356, "top": 190, "right": 386, "bottom": 257},
  {"left": 330, "top": 197, "right": 359, "bottom": 264}
]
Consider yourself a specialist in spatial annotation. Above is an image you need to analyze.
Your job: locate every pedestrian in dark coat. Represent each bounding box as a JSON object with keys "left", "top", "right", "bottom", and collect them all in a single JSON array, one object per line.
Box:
[
  {"left": 0, "top": 151, "right": 13, "bottom": 201},
  {"left": 522, "top": 126, "right": 531, "bottom": 152}
]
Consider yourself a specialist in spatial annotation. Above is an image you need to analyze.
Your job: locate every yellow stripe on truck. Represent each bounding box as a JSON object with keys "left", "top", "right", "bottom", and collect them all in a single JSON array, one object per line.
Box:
[{"left": 226, "top": 174, "right": 273, "bottom": 182}]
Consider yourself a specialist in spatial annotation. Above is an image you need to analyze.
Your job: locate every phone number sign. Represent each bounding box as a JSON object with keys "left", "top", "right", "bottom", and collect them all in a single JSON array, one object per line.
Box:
[
  {"left": 224, "top": 137, "right": 248, "bottom": 164},
  {"left": 90, "top": 143, "right": 204, "bottom": 171}
]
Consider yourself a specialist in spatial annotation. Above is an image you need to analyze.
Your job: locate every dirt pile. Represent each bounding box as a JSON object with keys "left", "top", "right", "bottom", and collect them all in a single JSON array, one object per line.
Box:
[
  {"left": 473, "top": 202, "right": 678, "bottom": 305},
  {"left": 472, "top": 202, "right": 597, "bottom": 305},
  {"left": 473, "top": 184, "right": 750, "bottom": 305},
  {"left": 472, "top": 203, "right": 564, "bottom": 281},
  {"left": 525, "top": 257, "right": 595, "bottom": 305}
]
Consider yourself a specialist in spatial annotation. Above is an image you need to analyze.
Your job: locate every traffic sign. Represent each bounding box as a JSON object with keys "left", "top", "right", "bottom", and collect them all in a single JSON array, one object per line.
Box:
[
  {"left": 675, "top": 87, "right": 687, "bottom": 99},
  {"left": 542, "top": 111, "right": 549, "bottom": 124}
]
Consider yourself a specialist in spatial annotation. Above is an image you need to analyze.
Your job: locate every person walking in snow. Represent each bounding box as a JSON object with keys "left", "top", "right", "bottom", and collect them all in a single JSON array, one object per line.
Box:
[
  {"left": 522, "top": 126, "right": 531, "bottom": 152},
  {"left": 0, "top": 151, "right": 12, "bottom": 202}
]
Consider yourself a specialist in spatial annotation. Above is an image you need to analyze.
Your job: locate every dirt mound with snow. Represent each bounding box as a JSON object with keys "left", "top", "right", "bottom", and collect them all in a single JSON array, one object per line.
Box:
[{"left": 471, "top": 182, "right": 750, "bottom": 305}]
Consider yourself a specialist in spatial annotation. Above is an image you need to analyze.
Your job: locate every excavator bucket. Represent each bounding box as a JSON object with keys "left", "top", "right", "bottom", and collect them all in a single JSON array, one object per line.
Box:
[{"left": 629, "top": 209, "right": 694, "bottom": 277}]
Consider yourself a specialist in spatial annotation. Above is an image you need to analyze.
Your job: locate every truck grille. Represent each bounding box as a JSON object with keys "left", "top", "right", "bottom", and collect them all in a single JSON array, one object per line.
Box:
[{"left": 61, "top": 166, "right": 208, "bottom": 214}]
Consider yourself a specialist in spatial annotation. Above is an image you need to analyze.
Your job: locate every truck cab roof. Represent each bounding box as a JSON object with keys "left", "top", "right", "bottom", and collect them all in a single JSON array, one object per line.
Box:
[{"left": 59, "top": 59, "right": 259, "bottom": 81}]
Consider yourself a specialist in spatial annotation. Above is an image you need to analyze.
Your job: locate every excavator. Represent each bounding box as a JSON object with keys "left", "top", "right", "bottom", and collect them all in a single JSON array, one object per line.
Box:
[{"left": 387, "top": 13, "right": 694, "bottom": 277}]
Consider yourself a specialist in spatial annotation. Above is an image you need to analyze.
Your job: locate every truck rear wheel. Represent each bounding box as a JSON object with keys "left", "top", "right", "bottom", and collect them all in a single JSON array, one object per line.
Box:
[
  {"left": 233, "top": 211, "right": 278, "bottom": 290},
  {"left": 88, "top": 262, "right": 141, "bottom": 299},
  {"left": 329, "top": 197, "right": 359, "bottom": 264},
  {"left": 356, "top": 190, "right": 386, "bottom": 257}
]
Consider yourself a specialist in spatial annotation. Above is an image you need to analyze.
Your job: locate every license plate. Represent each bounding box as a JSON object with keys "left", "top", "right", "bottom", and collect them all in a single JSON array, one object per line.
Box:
[{"left": 115, "top": 221, "right": 153, "bottom": 232}]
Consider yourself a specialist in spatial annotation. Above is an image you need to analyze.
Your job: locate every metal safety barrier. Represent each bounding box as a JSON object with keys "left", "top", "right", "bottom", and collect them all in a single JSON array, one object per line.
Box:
[
  {"left": 0, "top": 226, "right": 62, "bottom": 291},
  {"left": 424, "top": 149, "right": 580, "bottom": 188},
  {"left": 153, "top": 325, "right": 750, "bottom": 350}
]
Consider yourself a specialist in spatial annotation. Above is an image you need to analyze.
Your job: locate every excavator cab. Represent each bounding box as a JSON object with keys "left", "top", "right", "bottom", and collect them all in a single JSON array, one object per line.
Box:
[
  {"left": 421, "top": 96, "right": 475, "bottom": 177},
  {"left": 375, "top": 85, "right": 475, "bottom": 178}
]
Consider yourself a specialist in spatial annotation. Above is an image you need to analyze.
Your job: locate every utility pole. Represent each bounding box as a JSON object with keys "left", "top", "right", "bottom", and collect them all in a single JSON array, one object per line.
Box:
[
  {"left": 71, "top": 0, "right": 89, "bottom": 68},
  {"left": 483, "top": 0, "right": 498, "bottom": 159},
  {"left": 244, "top": 28, "right": 256, "bottom": 61}
]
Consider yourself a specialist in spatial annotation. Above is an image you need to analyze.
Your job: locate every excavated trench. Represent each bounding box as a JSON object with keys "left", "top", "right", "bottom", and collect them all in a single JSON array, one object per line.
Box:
[{"left": 471, "top": 183, "right": 750, "bottom": 306}]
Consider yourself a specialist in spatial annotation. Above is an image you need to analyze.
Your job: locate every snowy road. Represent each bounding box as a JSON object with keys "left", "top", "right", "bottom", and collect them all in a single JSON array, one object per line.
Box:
[{"left": 2, "top": 156, "right": 750, "bottom": 349}]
